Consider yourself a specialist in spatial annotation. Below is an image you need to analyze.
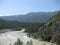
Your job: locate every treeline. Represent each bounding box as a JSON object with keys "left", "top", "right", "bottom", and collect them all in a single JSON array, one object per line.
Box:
[
  {"left": 0, "top": 19, "right": 44, "bottom": 32},
  {"left": 25, "top": 23, "right": 44, "bottom": 33}
]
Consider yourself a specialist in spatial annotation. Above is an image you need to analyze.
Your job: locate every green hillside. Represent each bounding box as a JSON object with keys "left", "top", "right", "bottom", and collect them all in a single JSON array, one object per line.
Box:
[
  {"left": 45, "top": 11, "right": 60, "bottom": 32},
  {"left": 37, "top": 11, "right": 60, "bottom": 45},
  {"left": 52, "top": 11, "right": 60, "bottom": 21},
  {"left": 42, "top": 11, "right": 60, "bottom": 28}
]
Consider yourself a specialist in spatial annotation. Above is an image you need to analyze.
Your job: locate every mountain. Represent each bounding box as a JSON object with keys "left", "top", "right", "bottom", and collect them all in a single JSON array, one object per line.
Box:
[
  {"left": 0, "top": 12, "right": 55, "bottom": 23},
  {"left": 33, "top": 11, "right": 60, "bottom": 44}
]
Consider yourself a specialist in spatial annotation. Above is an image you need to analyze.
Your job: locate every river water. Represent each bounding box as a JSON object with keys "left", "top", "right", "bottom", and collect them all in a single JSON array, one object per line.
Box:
[{"left": 0, "top": 29, "right": 31, "bottom": 45}]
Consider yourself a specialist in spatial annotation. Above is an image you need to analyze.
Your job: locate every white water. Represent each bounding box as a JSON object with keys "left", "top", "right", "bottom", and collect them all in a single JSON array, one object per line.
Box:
[{"left": 0, "top": 29, "right": 31, "bottom": 45}]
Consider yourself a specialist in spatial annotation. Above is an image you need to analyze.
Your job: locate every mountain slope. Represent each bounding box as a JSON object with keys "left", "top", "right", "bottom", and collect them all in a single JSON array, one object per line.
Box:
[
  {"left": 35, "top": 11, "right": 60, "bottom": 44},
  {"left": 0, "top": 12, "right": 55, "bottom": 23}
]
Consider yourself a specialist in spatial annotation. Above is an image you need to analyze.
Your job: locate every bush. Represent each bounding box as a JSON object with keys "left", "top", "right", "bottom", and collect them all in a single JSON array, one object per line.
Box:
[
  {"left": 14, "top": 39, "right": 23, "bottom": 45},
  {"left": 51, "top": 34, "right": 60, "bottom": 45},
  {"left": 26, "top": 40, "right": 33, "bottom": 45}
]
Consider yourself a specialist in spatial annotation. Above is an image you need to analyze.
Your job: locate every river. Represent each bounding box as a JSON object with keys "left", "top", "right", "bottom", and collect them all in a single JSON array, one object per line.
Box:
[
  {"left": 0, "top": 29, "right": 57, "bottom": 45},
  {"left": 0, "top": 29, "right": 31, "bottom": 45}
]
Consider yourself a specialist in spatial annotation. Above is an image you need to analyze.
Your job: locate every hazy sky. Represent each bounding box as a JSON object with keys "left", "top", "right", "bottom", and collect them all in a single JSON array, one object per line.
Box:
[{"left": 0, "top": 0, "right": 60, "bottom": 16}]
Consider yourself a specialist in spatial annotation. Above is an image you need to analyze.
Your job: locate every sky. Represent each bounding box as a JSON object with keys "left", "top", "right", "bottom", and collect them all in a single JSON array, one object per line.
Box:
[{"left": 0, "top": 0, "right": 60, "bottom": 16}]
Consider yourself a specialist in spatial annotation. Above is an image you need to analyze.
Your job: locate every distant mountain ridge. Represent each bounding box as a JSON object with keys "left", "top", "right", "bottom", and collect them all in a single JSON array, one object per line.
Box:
[{"left": 0, "top": 12, "right": 55, "bottom": 23}]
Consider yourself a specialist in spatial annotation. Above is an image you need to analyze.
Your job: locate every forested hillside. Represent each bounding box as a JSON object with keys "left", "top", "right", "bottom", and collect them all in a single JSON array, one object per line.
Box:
[
  {"left": 0, "top": 19, "right": 44, "bottom": 33},
  {"left": 32, "top": 11, "right": 60, "bottom": 45}
]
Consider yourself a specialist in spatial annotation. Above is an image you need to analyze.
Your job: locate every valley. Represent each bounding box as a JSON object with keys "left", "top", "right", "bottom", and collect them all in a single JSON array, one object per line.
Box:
[{"left": 0, "top": 11, "right": 60, "bottom": 45}]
